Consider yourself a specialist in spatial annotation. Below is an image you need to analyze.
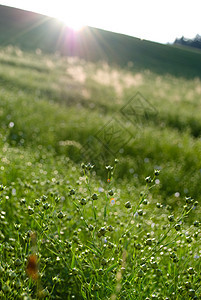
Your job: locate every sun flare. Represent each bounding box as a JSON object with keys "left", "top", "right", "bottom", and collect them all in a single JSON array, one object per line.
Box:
[
  {"left": 56, "top": 10, "right": 85, "bottom": 31},
  {"left": 62, "top": 18, "right": 84, "bottom": 31}
]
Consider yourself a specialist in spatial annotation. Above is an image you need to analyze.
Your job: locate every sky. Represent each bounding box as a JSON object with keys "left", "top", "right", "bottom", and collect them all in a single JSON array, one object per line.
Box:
[{"left": 0, "top": 0, "right": 200, "bottom": 44}]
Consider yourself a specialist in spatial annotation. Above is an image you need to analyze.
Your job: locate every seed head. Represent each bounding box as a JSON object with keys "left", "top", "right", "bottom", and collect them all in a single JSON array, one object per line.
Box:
[
  {"left": 154, "top": 170, "right": 160, "bottom": 176},
  {"left": 145, "top": 239, "right": 152, "bottom": 246},
  {"left": 107, "top": 225, "right": 114, "bottom": 232},
  {"left": 168, "top": 215, "right": 174, "bottom": 222},
  {"left": 145, "top": 176, "right": 152, "bottom": 183},
  {"left": 135, "top": 243, "right": 142, "bottom": 250},
  {"left": 28, "top": 206, "right": 34, "bottom": 215},
  {"left": 14, "top": 258, "right": 22, "bottom": 267},
  {"left": 57, "top": 211, "right": 64, "bottom": 219},
  {"left": 92, "top": 193, "right": 98, "bottom": 200},
  {"left": 185, "top": 281, "right": 191, "bottom": 289},
  {"left": 105, "top": 165, "right": 113, "bottom": 171},
  {"left": 86, "top": 163, "right": 94, "bottom": 170},
  {"left": 98, "top": 227, "right": 106, "bottom": 237},
  {"left": 188, "top": 267, "right": 194, "bottom": 275},
  {"left": 88, "top": 224, "right": 94, "bottom": 231},
  {"left": 188, "top": 289, "right": 195, "bottom": 297},
  {"left": 143, "top": 199, "right": 148, "bottom": 205},
  {"left": 108, "top": 190, "right": 114, "bottom": 196},
  {"left": 34, "top": 199, "right": 40, "bottom": 206},
  {"left": 193, "top": 221, "right": 199, "bottom": 227},
  {"left": 174, "top": 224, "right": 181, "bottom": 231},
  {"left": 71, "top": 268, "right": 78, "bottom": 275},
  {"left": 80, "top": 198, "right": 87, "bottom": 205},
  {"left": 81, "top": 163, "right": 85, "bottom": 169},
  {"left": 101, "top": 258, "right": 107, "bottom": 265},
  {"left": 185, "top": 196, "right": 193, "bottom": 204},
  {"left": 41, "top": 195, "right": 47, "bottom": 202},
  {"left": 43, "top": 202, "right": 50, "bottom": 210},
  {"left": 20, "top": 198, "right": 26, "bottom": 205},
  {"left": 125, "top": 201, "right": 131, "bottom": 209},
  {"left": 69, "top": 189, "right": 75, "bottom": 195},
  {"left": 186, "top": 236, "right": 192, "bottom": 243},
  {"left": 137, "top": 209, "right": 143, "bottom": 216}
]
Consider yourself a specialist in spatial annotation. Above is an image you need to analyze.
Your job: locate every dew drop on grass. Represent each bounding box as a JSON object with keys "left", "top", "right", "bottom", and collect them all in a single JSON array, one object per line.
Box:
[
  {"left": 8, "top": 121, "right": 14, "bottom": 128},
  {"left": 174, "top": 192, "right": 180, "bottom": 197}
]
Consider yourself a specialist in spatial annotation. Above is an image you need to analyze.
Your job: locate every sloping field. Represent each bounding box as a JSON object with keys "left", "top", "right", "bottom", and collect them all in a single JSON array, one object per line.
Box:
[
  {"left": 0, "top": 45, "right": 201, "bottom": 298},
  {"left": 1, "top": 4, "right": 201, "bottom": 79}
]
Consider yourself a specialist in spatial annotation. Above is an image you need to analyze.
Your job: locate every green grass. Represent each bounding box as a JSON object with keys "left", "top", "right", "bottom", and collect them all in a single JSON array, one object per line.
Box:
[{"left": 0, "top": 46, "right": 201, "bottom": 299}]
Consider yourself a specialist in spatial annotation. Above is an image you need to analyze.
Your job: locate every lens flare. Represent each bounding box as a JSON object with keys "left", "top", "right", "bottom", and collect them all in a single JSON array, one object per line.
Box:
[{"left": 110, "top": 198, "right": 116, "bottom": 205}]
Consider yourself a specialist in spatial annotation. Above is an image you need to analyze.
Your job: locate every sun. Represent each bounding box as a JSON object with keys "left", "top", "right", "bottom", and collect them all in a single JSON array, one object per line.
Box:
[
  {"left": 56, "top": 11, "right": 85, "bottom": 31},
  {"left": 62, "top": 18, "right": 85, "bottom": 31}
]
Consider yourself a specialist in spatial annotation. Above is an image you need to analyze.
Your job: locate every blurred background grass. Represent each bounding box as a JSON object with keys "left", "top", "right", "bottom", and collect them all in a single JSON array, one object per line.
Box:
[{"left": 0, "top": 45, "right": 201, "bottom": 207}]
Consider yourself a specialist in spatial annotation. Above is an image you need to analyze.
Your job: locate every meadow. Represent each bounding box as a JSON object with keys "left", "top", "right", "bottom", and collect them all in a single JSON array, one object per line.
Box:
[{"left": 0, "top": 45, "right": 201, "bottom": 299}]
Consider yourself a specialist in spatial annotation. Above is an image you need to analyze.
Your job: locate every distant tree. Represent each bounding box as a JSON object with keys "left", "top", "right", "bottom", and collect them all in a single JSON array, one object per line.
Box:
[{"left": 174, "top": 34, "right": 201, "bottom": 50}]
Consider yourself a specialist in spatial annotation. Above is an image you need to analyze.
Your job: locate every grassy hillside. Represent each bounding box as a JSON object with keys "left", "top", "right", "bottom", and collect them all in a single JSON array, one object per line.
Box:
[
  {"left": 1, "top": 4, "right": 201, "bottom": 79},
  {"left": 0, "top": 45, "right": 201, "bottom": 299}
]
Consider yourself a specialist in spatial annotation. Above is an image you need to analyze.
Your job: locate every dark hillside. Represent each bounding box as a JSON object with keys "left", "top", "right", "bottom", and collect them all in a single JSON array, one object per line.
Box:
[{"left": 1, "top": 4, "right": 201, "bottom": 78}]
